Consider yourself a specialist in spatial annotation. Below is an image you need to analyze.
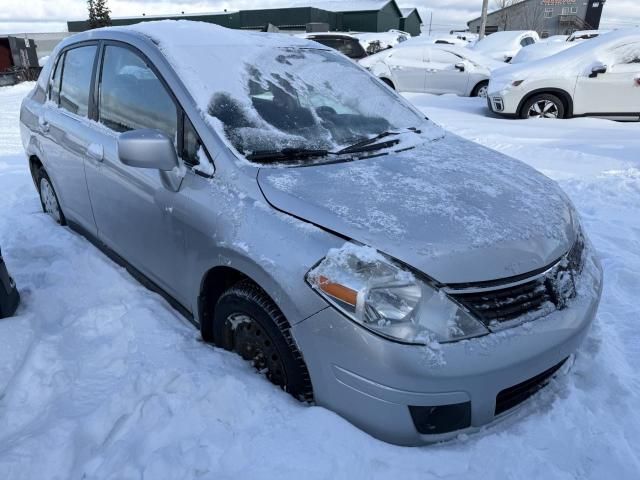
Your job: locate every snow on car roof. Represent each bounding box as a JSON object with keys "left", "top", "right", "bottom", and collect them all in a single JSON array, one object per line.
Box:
[
  {"left": 493, "top": 28, "right": 640, "bottom": 81},
  {"left": 121, "top": 19, "right": 312, "bottom": 49},
  {"left": 474, "top": 30, "right": 538, "bottom": 51}
]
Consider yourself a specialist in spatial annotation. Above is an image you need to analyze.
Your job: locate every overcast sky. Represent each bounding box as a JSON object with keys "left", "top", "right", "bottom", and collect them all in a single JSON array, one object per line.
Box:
[{"left": 0, "top": 0, "right": 638, "bottom": 35}]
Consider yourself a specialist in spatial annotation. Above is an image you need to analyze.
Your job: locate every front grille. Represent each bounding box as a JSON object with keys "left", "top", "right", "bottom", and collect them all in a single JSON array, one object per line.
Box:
[
  {"left": 449, "top": 236, "right": 585, "bottom": 327},
  {"left": 495, "top": 358, "right": 567, "bottom": 415},
  {"left": 452, "top": 279, "right": 554, "bottom": 325}
]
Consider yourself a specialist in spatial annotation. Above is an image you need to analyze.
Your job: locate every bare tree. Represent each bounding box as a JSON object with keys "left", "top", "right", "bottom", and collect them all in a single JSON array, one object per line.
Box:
[
  {"left": 514, "top": 0, "right": 546, "bottom": 33},
  {"left": 492, "top": 0, "right": 529, "bottom": 31}
]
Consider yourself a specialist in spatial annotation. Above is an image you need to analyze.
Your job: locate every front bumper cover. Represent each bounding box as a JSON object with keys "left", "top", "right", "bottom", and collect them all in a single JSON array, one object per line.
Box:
[{"left": 292, "top": 251, "right": 603, "bottom": 445}]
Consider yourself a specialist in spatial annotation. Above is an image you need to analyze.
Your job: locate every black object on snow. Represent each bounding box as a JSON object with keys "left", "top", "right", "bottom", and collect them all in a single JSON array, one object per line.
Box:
[{"left": 0, "top": 247, "right": 20, "bottom": 318}]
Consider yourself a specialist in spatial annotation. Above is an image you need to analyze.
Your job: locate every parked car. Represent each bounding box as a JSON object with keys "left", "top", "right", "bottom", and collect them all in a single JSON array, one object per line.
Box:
[
  {"left": 302, "top": 32, "right": 368, "bottom": 59},
  {"left": 360, "top": 43, "right": 505, "bottom": 97},
  {"left": 354, "top": 30, "right": 410, "bottom": 52},
  {"left": 541, "top": 35, "right": 569, "bottom": 43},
  {"left": 487, "top": 29, "right": 640, "bottom": 120},
  {"left": 567, "top": 30, "right": 607, "bottom": 42},
  {"left": 412, "top": 34, "right": 469, "bottom": 46},
  {"left": 473, "top": 30, "right": 540, "bottom": 62},
  {"left": 511, "top": 41, "right": 574, "bottom": 64},
  {"left": 21, "top": 21, "right": 603, "bottom": 446},
  {"left": 0, "top": 247, "right": 19, "bottom": 318}
]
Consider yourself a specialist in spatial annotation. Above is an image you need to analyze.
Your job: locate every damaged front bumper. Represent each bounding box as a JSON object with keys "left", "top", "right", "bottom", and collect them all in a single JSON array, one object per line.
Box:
[{"left": 292, "top": 249, "right": 603, "bottom": 446}]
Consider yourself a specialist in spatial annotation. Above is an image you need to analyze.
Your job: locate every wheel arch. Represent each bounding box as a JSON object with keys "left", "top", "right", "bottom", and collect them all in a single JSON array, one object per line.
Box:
[
  {"left": 28, "top": 155, "right": 43, "bottom": 187},
  {"left": 196, "top": 257, "right": 323, "bottom": 344},
  {"left": 517, "top": 88, "right": 574, "bottom": 118},
  {"left": 471, "top": 79, "right": 489, "bottom": 97}
]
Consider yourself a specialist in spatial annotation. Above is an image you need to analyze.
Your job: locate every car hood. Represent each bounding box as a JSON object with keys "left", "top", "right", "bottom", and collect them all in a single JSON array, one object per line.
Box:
[{"left": 257, "top": 133, "right": 576, "bottom": 284}]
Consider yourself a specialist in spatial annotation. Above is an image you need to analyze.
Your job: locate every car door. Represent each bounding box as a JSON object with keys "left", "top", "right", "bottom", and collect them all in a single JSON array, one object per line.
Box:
[
  {"left": 424, "top": 48, "right": 470, "bottom": 95},
  {"left": 39, "top": 44, "right": 99, "bottom": 236},
  {"left": 386, "top": 46, "right": 427, "bottom": 92},
  {"left": 573, "top": 42, "right": 640, "bottom": 118},
  {"left": 83, "top": 42, "right": 194, "bottom": 305}
]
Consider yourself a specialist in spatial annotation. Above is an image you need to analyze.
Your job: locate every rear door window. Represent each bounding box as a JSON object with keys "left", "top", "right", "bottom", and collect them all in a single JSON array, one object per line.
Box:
[
  {"left": 98, "top": 45, "right": 178, "bottom": 142},
  {"left": 429, "top": 49, "right": 462, "bottom": 64},
  {"left": 59, "top": 45, "right": 97, "bottom": 117}
]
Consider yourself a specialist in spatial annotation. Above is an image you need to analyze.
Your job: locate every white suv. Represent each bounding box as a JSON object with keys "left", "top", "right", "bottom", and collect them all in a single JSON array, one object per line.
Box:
[{"left": 487, "top": 29, "right": 640, "bottom": 120}]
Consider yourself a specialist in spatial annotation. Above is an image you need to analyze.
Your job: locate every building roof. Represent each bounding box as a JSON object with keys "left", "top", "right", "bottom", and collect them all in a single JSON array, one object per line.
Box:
[
  {"left": 400, "top": 7, "right": 423, "bottom": 23},
  {"left": 306, "top": 1, "right": 394, "bottom": 12}
]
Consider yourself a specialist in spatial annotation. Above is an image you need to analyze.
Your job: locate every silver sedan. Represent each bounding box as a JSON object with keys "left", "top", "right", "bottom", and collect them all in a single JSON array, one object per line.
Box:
[{"left": 20, "top": 21, "right": 602, "bottom": 445}]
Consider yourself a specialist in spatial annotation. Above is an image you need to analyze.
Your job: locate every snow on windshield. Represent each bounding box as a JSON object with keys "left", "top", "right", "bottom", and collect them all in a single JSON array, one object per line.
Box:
[
  {"left": 124, "top": 21, "right": 434, "bottom": 158},
  {"left": 207, "top": 48, "right": 425, "bottom": 155}
]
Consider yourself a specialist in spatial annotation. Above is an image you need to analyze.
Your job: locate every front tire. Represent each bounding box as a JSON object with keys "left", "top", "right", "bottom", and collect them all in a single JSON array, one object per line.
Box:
[
  {"left": 472, "top": 81, "right": 489, "bottom": 98},
  {"left": 521, "top": 93, "right": 565, "bottom": 119},
  {"left": 213, "top": 280, "right": 313, "bottom": 401},
  {"left": 37, "top": 168, "right": 66, "bottom": 225}
]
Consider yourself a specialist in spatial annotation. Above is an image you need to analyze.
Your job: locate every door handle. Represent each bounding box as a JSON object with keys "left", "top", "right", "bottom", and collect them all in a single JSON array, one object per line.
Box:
[
  {"left": 86, "top": 143, "right": 104, "bottom": 162},
  {"left": 38, "top": 116, "right": 49, "bottom": 133}
]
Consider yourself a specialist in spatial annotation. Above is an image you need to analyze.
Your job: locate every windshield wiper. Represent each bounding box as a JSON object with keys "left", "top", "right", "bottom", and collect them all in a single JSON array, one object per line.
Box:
[
  {"left": 337, "top": 128, "right": 421, "bottom": 155},
  {"left": 246, "top": 148, "right": 330, "bottom": 163}
]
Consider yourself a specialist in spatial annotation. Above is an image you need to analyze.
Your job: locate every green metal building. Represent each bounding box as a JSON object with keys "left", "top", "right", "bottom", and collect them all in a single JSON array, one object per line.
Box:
[
  {"left": 400, "top": 8, "right": 423, "bottom": 36},
  {"left": 67, "top": 1, "right": 423, "bottom": 36}
]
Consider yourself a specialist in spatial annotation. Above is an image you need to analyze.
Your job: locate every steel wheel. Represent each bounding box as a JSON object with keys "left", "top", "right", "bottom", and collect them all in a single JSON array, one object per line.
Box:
[
  {"left": 228, "top": 312, "right": 287, "bottom": 387},
  {"left": 39, "top": 177, "right": 62, "bottom": 224},
  {"left": 213, "top": 280, "right": 313, "bottom": 401},
  {"left": 476, "top": 84, "right": 488, "bottom": 98},
  {"left": 527, "top": 99, "right": 560, "bottom": 119}
]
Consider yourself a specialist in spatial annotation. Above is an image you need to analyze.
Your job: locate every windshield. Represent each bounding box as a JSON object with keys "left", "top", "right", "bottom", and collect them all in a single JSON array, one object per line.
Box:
[{"left": 207, "top": 48, "right": 425, "bottom": 158}]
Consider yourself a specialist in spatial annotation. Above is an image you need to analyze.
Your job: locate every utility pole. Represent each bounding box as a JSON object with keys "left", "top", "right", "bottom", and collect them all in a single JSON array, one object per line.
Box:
[
  {"left": 479, "top": 0, "right": 489, "bottom": 39},
  {"left": 429, "top": 11, "right": 433, "bottom": 36}
]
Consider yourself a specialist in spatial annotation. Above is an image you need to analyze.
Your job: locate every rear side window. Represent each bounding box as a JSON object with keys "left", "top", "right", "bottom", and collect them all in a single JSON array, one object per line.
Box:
[
  {"left": 391, "top": 46, "right": 425, "bottom": 62},
  {"left": 59, "top": 45, "right": 97, "bottom": 117},
  {"left": 429, "top": 49, "right": 462, "bottom": 64},
  {"left": 98, "top": 45, "right": 177, "bottom": 141},
  {"left": 520, "top": 37, "right": 535, "bottom": 47}
]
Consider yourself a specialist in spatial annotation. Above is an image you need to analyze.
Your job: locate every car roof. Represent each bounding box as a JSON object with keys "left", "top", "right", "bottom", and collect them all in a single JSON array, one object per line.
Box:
[{"left": 62, "top": 20, "right": 318, "bottom": 50}]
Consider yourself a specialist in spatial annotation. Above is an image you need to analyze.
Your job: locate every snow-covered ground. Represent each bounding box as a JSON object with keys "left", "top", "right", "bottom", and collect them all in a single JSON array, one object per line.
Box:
[{"left": 1, "top": 83, "right": 639, "bottom": 479}]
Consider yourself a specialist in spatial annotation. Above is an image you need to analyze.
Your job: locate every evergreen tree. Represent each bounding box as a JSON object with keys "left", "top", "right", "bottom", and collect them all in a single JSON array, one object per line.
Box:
[{"left": 87, "top": 0, "right": 112, "bottom": 29}]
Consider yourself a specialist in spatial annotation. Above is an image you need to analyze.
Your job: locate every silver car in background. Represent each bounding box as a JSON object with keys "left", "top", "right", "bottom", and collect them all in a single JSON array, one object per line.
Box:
[
  {"left": 20, "top": 21, "right": 602, "bottom": 446},
  {"left": 359, "top": 42, "right": 504, "bottom": 97}
]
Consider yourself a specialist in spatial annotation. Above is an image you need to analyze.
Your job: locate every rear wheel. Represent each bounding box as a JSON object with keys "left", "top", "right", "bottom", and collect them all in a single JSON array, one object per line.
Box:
[
  {"left": 213, "top": 280, "right": 313, "bottom": 401},
  {"left": 37, "top": 168, "right": 66, "bottom": 225},
  {"left": 521, "top": 93, "right": 565, "bottom": 119},
  {"left": 472, "top": 81, "right": 489, "bottom": 98}
]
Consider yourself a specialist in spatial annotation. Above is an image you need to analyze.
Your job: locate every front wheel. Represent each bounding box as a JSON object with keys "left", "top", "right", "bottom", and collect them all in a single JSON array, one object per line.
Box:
[
  {"left": 472, "top": 81, "right": 489, "bottom": 98},
  {"left": 213, "top": 280, "right": 313, "bottom": 401},
  {"left": 37, "top": 168, "right": 66, "bottom": 225},
  {"left": 521, "top": 94, "right": 565, "bottom": 119}
]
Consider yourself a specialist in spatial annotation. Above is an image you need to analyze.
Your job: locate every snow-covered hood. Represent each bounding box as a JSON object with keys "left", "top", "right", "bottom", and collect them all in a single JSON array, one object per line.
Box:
[{"left": 258, "top": 133, "right": 576, "bottom": 284}]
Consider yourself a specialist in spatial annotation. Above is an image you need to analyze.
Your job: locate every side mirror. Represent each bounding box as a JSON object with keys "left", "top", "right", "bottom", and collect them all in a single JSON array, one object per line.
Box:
[
  {"left": 589, "top": 64, "right": 607, "bottom": 78},
  {"left": 455, "top": 62, "right": 466, "bottom": 72},
  {"left": 118, "top": 129, "right": 178, "bottom": 171}
]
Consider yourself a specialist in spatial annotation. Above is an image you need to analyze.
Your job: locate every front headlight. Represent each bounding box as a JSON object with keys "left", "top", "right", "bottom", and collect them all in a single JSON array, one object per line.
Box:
[{"left": 306, "top": 244, "right": 488, "bottom": 344}]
